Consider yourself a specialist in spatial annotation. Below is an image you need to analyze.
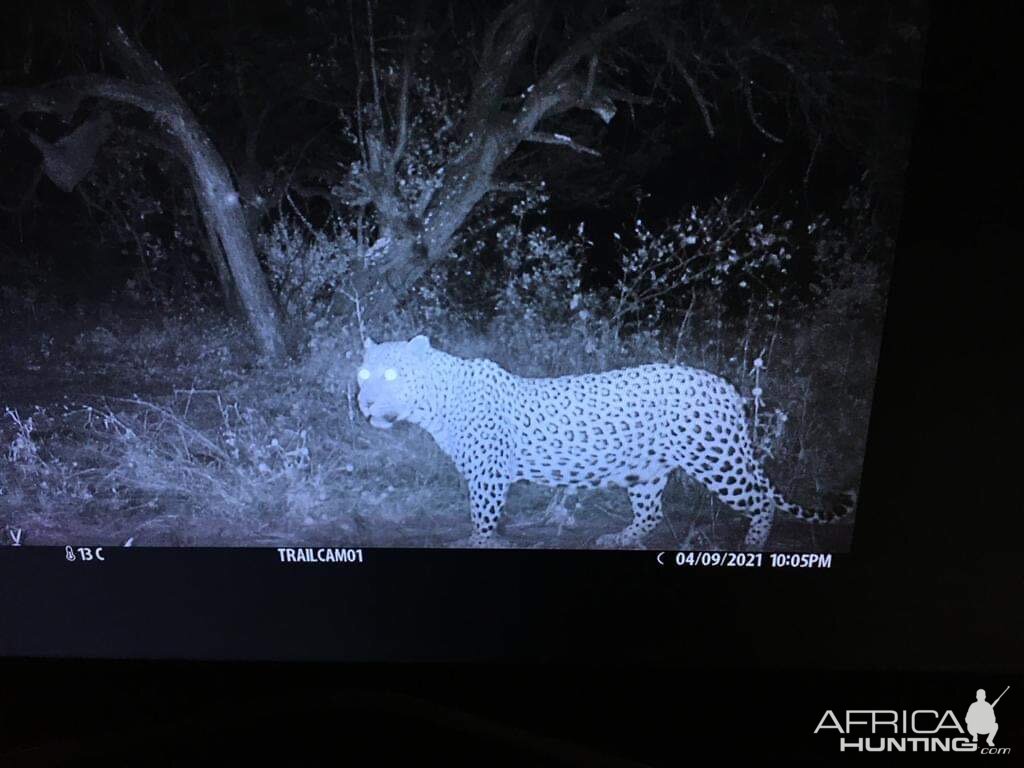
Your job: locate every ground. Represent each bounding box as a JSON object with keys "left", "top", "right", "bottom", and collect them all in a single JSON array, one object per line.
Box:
[{"left": 0, "top": 303, "right": 855, "bottom": 551}]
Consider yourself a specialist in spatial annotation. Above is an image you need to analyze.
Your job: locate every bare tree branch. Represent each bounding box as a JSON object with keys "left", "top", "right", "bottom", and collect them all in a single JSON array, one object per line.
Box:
[
  {"left": 365, "top": 0, "right": 384, "bottom": 139},
  {"left": 393, "top": 1, "right": 427, "bottom": 167},
  {"left": 677, "top": 61, "right": 716, "bottom": 138},
  {"left": 0, "top": 75, "right": 166, "bottom": 118},
  {"left": 743, "top": 76, "right": 783, "bottom": 144},
  {"left": 465, "top": 0, "right": 536, "bottom": 129},
  {"left": 521, "top": 6, "right": 645, "bottom": 122},
  {"left": 88, "top": 0, "right": 173, "bottom": 86},
  {"left": 525, "top": 131, "right": 600, "bottom": 157}
]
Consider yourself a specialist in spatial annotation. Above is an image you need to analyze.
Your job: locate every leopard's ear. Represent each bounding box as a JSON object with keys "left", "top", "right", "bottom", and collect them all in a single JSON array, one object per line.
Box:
[
  {"left": 364, "top": 336, "right": 376, "bottom": 349},
  {"left": 409, "top": 335, "right": 431, "bottom": 353}
]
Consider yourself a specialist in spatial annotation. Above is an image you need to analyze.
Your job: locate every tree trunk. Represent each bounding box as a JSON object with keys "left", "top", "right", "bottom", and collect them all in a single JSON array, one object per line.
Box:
[
  {"left": 194, "top": 196, "right": 238, "bottom": 315},
  {"left": 345, "top": 3, "right": 646, "bottom": 324},
  {"left": 2, "top": 93, "right": 287, "bottom": 359},
  {"left": 92, "top": 8, "right": 291, "bottom": 361},
  {"left": 0, "top": 8, "right": 290, "bottom": 360},
  {"left": 169, "top": 113, "right": 286, "bottom": 359}
]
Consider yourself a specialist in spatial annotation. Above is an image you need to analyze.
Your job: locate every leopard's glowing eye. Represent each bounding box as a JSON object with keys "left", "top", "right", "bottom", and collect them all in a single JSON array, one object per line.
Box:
[
  {"left": 357, "top": 368, "right": 371, "bottom": 381},
  {"left": 384, "top": 368, "right": 398, "bottom": 381}
]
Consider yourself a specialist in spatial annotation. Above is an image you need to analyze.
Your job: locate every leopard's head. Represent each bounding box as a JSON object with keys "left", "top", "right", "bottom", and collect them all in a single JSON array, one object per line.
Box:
[{"left": 355, "top": 335, "right": 435, "bottom": 430}]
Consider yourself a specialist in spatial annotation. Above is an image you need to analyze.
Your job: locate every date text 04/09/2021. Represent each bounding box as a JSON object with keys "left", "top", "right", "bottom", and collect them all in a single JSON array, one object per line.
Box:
[{"left": 664, "top": 552, "right": 833, "bottom": 568}]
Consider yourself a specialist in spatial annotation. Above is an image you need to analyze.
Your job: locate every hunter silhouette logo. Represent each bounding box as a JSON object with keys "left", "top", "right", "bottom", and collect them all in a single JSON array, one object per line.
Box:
[
  {"left": 814, "top": 685, "right": 1012, "bottom": 754},
  {"left": 966, "top": 687, "right": 1009, "bottom": 747}
]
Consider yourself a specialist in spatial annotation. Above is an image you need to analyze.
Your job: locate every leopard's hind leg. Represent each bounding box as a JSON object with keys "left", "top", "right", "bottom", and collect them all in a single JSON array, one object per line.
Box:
[{"left": 596, "top": 474, "right": 670, "bottom": 548}]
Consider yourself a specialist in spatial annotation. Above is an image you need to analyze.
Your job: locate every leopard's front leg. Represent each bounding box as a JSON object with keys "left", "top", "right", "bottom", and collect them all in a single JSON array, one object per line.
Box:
[
  {"left": 460, "top": 475, "right": 511, "bottom": 547},
  {"left": 452, "top": 430, "right": 514, "bottom": 548}
]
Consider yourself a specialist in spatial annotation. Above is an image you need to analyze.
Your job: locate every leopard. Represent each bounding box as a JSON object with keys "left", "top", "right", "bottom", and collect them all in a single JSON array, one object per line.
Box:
[{"left": 355, "top": 334, "right": 855, "bottom": 549}]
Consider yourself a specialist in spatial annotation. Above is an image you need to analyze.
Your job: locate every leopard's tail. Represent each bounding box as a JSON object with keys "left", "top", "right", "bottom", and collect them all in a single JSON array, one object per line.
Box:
[{"left": 772, "top": 488, "right": 857, "bottom": 524}]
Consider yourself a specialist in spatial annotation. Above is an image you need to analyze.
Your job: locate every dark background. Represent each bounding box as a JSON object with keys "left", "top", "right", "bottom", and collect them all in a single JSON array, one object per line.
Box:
[
  {"left": 0, "top": 0, "right": 915, "bottom": 305},
  {"left": 1, "top": 2, "right": 1022, "bottom": 763}
]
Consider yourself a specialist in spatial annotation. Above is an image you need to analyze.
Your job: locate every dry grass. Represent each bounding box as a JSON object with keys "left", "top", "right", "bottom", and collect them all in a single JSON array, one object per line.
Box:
[{"left": 0, "top": 302, "right": 863, "bottom": 550}]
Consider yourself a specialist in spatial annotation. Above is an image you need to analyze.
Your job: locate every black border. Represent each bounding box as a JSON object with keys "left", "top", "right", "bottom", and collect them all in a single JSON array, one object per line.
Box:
[{"left": 1, "top": 1, "right": 1022, "bottom": 671}]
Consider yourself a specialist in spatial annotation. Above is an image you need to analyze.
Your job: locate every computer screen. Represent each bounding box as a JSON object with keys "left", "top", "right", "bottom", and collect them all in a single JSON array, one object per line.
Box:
[{"left": 0, "top": 0, "right": 930, "bottom": 662}]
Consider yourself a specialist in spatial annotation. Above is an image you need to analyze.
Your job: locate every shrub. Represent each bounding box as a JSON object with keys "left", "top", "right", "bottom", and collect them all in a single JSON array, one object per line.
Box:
[{"left": 259, "top": 214, "right": 360, "bottom": 324}]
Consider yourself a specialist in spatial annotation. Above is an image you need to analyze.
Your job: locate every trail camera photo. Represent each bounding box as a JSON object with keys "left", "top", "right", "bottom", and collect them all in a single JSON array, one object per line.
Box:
[{"left": 0, "top": 1, "right": 925, "bottom": 550}]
